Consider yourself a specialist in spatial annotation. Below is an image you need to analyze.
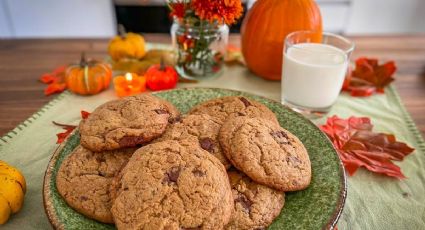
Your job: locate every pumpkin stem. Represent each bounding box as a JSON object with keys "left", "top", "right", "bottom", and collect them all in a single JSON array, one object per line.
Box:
[
  {"left": 80, "top": 52, "right": 88, "bottom": 67},
  {"left": 160, "top": 58, "right": 166, "bottom": 71},
  {"left": 118, "top": 24, "right": 127, "bottom": 39}
]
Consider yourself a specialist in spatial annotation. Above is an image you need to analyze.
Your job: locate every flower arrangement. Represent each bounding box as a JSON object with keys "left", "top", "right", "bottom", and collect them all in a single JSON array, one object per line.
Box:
[{"left": 168, "top": 0, "right": 243, "bottom": 79}]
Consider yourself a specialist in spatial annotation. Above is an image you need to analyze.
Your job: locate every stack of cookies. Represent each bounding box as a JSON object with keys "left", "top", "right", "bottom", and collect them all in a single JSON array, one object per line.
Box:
[{"left": 56, "top": 94, "right": 312, "bottom": 230}]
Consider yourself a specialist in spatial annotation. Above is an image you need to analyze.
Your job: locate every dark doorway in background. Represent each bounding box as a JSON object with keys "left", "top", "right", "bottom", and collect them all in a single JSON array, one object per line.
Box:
[{"left": 114, "top": 3, "right": 247, "bottom": 34}]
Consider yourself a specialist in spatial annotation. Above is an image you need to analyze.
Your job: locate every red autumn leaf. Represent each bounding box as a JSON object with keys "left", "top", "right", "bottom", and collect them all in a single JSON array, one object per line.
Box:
[
  {"left": 52, "top": 65, "right": 67, "bottom": 75},
  {"left": 52, "top": 110, "right": 91, "bottom": 143},
  {"left": 320, "top": 115, "right": 414, "bottom": 179},
  {"left": 56, "top": 126, "right": 75, "bottom": 144},
  {"left": 40, "top": 74, "right": 57, "bottom": 84},
  {"left": 343, "top": 57, "right": 397, "bottom": 97},
  {"left": 44, "top": 82, "right": 66, "bottom": 96},
  {"left": 39, "top": 65, "right": 68, "bottom": 96},
  {"left": 81, "top": 110, "right": 91, "bottom": 119},
  {"left": 52, "top": 121, "right": 76, "bottom": 144}
]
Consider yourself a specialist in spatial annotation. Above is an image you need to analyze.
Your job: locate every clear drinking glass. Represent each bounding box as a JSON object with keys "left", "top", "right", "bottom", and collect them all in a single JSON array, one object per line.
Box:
[{"left": 281, "top": 31, "right": 354, "bottom": 118}]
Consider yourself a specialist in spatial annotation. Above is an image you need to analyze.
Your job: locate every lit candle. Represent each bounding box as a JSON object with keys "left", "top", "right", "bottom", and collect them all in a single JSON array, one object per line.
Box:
[{"left": 113, "top": 72, "right": 146, "bottom": 97}]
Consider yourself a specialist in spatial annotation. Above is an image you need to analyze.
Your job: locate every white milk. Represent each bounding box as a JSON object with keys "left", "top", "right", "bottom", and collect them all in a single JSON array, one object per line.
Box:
[{"left": 282, "top": 43, "right": 348, "bottom": 109}]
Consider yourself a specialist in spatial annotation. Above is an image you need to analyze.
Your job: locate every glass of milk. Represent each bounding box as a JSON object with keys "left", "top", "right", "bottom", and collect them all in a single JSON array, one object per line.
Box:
[{"left": 281, "top": 31, "right": 354, "bottom": 118}]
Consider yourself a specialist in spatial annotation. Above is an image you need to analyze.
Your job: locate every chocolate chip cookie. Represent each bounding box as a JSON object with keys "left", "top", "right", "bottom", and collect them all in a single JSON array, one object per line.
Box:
[
  {"left": 220, "top": 117, "right": 311, "bottom": 191},
  {"left": 156, "top": 114, "right": 231, "bottom": 169},
  {"left": 79, "top": 94, "right": 180, "bottom": 152},
  {"left": 111, "top": 139, "right": 234, "bottom": 230},
  {"left": 188, "top": 96, "right": 279, "bottom": 125},
  {"left": 225, "top": 170, "right": 285, "bottom": 230},
  {"left": 56, "top": 145, "right": 134, "bottom": 223}
]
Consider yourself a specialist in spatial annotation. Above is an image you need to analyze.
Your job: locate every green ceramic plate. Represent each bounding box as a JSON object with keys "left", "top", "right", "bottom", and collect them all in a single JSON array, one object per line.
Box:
[{"left": 43, "top": 88, "right": 346, "bottom": 230}]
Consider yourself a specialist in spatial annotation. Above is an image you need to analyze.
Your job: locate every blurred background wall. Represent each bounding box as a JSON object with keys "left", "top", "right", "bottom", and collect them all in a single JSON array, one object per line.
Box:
[{"left": 0, "top": 0, "right": 424, "bottom": 38}]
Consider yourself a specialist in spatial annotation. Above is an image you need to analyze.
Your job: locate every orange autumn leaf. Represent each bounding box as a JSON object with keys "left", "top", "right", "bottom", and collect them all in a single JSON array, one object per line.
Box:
[
  {"left": 39, "top": 65, "right": 68, "bottom": 96},
  {"left": 44, "top": 82, "right": 66, "bottom": 96},
  {"left": 343, "top": 57, "right": 397, "bottom": 97},
  {"left": 53, "top": 110, "right": 90, "bottom": 144},
  {"left": 320, "top": 115, "right": 414, "bottom": 179},
  {"left": 40, "top": 74, "right": 57, "bottom": 84}
]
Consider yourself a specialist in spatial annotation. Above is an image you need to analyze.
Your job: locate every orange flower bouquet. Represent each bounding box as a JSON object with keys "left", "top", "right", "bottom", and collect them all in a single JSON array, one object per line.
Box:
[{"left": 168, "top": 0, "right": 243, "bottom": 80}]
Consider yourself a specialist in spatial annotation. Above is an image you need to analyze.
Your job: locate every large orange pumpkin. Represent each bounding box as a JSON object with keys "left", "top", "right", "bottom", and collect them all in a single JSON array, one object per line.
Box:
[
  {"left": 241, "top": 0, "right": 322, "bottom": 81},
  {"left": 65, "top": 53, "right": 112, "bottom": 95}
]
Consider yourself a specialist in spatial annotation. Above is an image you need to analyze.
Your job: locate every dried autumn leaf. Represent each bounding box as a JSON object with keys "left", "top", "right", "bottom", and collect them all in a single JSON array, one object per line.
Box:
[
  {"left": 44, "top": 82, "right": 66, "bottom": 96},
  {"left": 343, "top": 57, "right": 397, "bottom": 97},
  {"left": 81, "top": 110, "right": 91, "bottom": 119},
  {"left": 39, "top": 65, "right": 68, "bottom": 96},
  {"left": 55, "top": 126, "right": 75, "bottom": 144},
  {"left": 53, "top": 110, "right": 91, "bottom": 144},
  {"left": 39, "top": 74, "right": 57, "bottom": 84},
  {"left": 320, "top": 115, "right": 414, "bottom": 179},
  {"left": 52, "top": 121, "right": 76, "bottom": 144}
]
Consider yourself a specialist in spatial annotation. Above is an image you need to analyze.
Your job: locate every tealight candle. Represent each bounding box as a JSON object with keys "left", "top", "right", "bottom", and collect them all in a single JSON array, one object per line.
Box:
[{"left": 113, "top": 73, "right": 146, "bottom": 97}]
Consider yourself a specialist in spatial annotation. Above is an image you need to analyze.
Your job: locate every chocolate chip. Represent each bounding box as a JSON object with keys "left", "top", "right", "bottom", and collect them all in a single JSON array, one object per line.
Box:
[
  {"left": 192, "top": 169, "right": 205, "bottom": 177},
  {"left": 154, "top": 108, "right": 169, "bottom": 114},
  {"left": 237, "top": 112, "right": 245, "bottom": 116},
  {"left": 168, "top": 115, "right": 182, "bottom": 124},
  {"left": 286, "top": 156, "right": 302, "bottom": 166},
  {"left": 95, "top": 155, "right": 106, "bottom": 163},
  {"left": 270, "top": 131, "right": 290, "bottom": 145},
  {"left": 239, "top": 97, "right": 252, "bottom": 107},
  {"left": 119, "top": 136, "right": 145, "bottom": 147},
  {"left": 80, "top": 196, "right": 88, "bottom": 201},
  {"left": 235, "top": 193, "right": 252, "bottom": 212},
  {"left": 163, "top": 166, "right": 181, "bottom": 184},
  {"left": 199, "top": 138, "right": 214, "bottom": 153}
]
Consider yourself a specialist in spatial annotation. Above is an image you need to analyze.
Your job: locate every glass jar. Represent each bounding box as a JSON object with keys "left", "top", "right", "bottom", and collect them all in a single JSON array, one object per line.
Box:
[{"left": 171, "top": 20, "right": 229, "bottom": 80}]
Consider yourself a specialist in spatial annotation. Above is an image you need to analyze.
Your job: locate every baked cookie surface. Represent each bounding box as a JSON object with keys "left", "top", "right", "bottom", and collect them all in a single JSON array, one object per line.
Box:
[
  {"left": 220, "top": 117, "right": 311, "bottom": 191},
  {"left": 79, "top": 94, "right": 180, "bottom": 152},
  {"left": 111, "top": 139, "right": 233, "bottom": 230},
  {"left": 55, "top": 145, "right": 134, "bottom": 223},
  {"left": 225, "top": 170, "right": 285, "bottom": 230},
  {"left": 156, "top": 114, "right": 231, "bottom": 169},
  {"left": 188, "top": 96, "right": 278, "bottom": 125}
]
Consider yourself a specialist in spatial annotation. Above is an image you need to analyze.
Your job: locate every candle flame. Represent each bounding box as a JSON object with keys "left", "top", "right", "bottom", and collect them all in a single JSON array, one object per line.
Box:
[{"left": 125, "top": 73, "right": 133, "bottom": 81}]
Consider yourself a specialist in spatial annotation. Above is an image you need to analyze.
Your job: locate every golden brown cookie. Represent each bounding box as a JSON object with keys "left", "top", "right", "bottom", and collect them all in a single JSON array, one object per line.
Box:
[
  {"left": 188, "top": 96, "right": 279, "bottom": 125},
  {"left": 55, "top": 145, "right": 134, "bottom": 223},
  {"left": 79, "top": 94, "right": 180, "bottom": 152},
  {"left": 225, "top": 170, "right": 285, "bottom": 230},
  {"left": 219, "top": 117, "right": 311, "bottom": 191},
  {"left": 111, "top": 139, "right": 234, "bottom": 230},
  {"left": 156, "top": 114, "right": 231, "bottom": 169}
]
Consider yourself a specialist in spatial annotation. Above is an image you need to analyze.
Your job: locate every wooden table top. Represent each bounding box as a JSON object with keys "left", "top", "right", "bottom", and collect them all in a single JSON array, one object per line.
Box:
[{"left": 0, "top": 34, "right": 424, "bottom": 137}]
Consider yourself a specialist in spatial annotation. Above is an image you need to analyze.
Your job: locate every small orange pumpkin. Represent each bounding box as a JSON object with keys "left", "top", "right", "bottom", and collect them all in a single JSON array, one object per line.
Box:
[
  {"left": 65, "top": 53, "right": 112, "bottom": 95},
  {"left": 241, "top": 0, "right": 322, "bottom": 81}
]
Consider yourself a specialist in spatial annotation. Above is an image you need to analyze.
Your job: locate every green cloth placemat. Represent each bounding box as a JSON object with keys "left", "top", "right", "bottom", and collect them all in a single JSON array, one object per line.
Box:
[{"left": 0, "top": 65, "right": 424, "bottom": 229}]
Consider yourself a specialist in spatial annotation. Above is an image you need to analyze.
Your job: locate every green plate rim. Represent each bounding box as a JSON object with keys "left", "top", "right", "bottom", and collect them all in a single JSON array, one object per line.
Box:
[{"left": 43, "top": 87, "right": 347, "bottom": 230}]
